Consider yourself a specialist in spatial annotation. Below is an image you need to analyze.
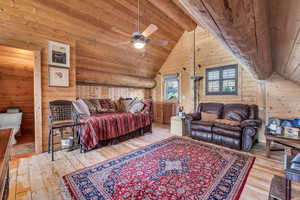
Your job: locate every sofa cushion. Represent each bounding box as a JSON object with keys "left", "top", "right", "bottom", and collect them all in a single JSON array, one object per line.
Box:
[
  {"left": 223, "top": 104, "right": 249, "bottom": 122},
  {"left": 191, "top": 120, "right": 214, "bottom": 132},
  {"left": 192, "top": 120, "right": 214, "bottom": 126},
  {"left": 201, "top": 112, "right": 218, "bottom": 121},
  {"left": 212, "top": 127, "right": 241, "bottom": 138},
  {"left": 214, "top": 119, "right": 241, "bottom": 126},
  {"left": 197, "top": 103, "right": 224, "bottom": 118},
  {"left": 214, "top": 122, "right": 242, "bottom": 131}
]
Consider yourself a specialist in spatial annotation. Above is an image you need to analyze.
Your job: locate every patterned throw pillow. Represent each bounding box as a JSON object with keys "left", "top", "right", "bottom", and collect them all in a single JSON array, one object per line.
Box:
[
  {"left": 89, "top": 99, "right": 102, "bottom": 113},
  {"left": 72, "top": 99, "right": 90, "bottom": 117},
  {"left": 129, "top": 100, "right": 144, "bottom": 113},
  {"left": 98, "top": 99, "right": 116, "bottom": 113},
  {"left": 141, "top": 99, "right": 152, "bottom": 113},
  {"left": 224, "top": 111, "right": 243, "bottom": 122},
  {"left": 121, "top": 99, "right": 135, "bottom": 112},
  {"left": 83, "top": 99, "right": 98, "bottom": 114}
]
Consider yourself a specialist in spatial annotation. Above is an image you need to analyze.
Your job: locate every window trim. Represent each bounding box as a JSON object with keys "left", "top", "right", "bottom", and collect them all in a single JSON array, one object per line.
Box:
[
  {"left": 163, "top": 73, "right": 180, "bottom": 102},
  {"left": 205, "top": 65, "right": 238, "bottom": 95}
]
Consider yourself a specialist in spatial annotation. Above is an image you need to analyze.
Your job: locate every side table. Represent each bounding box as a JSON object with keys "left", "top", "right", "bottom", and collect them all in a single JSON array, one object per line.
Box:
[
  {"left": 265, "top": 130, "right": 300, "bottom": 158},
  {"left": 170, "top": 116, "right": 186, "bottom": 136}
]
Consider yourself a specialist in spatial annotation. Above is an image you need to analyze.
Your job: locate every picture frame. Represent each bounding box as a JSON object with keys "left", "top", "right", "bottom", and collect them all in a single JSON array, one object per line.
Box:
[
  {"left": 48, "top": 41, "right": 70, "bottom": 68},
  {"left": 48, "top": 66, "right": 69, "bottom": 87}
]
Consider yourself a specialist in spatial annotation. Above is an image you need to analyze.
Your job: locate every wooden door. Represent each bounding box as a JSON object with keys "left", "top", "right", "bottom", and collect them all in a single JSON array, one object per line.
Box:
[{"left": 163, "top": 74, "right": 179, "bottom": 124}]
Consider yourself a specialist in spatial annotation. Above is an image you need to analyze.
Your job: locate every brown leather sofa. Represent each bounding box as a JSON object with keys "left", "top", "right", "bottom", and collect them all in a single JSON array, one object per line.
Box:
[{"left": 185, "top": 103, "right": 261, "bottom": 151}]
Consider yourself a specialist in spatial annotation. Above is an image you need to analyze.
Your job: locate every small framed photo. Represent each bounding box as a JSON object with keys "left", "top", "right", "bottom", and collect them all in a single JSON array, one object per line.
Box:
[
  {"left": 49, "top": 66, "right": 69, "bottom": 87},
  {"left": 48, "top": 41, "right": 70, "bottom": 67}
]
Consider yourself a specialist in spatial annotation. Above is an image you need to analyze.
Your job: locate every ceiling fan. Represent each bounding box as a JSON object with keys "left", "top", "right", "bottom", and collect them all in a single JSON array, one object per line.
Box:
[{"left": 113, "top": 0, "right": 168, "bottom": 50}]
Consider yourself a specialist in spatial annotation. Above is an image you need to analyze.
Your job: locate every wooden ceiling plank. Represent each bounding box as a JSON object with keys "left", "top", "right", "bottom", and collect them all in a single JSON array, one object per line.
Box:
[
  {"left": 179, "top": 0, "right": 273, "bottom": 80},
  {"left": 146, "top": 0, "right": 196, "bottom": 31}
]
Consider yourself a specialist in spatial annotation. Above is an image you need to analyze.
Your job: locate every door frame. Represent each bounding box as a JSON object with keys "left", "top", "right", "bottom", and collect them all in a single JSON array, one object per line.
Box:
[{"left": 0, "top": 43, "right": 43, "bottom": 153}]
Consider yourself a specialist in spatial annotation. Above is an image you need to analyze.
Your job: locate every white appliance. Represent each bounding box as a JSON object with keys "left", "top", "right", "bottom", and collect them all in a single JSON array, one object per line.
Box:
[{"left": 0, "top": 112, "right": 23, "bottom": 144}]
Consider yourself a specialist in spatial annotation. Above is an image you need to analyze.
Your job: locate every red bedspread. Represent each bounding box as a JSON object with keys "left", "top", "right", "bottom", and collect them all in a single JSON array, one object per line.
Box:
[{"left": 81, "top": 112, "right": 151, "bottom": 150}]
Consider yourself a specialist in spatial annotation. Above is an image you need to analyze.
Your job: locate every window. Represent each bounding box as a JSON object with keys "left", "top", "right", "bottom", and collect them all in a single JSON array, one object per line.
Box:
[
  {"left": 206, "top": 65, "right": 238, "bottom": 95},
  {"left": 164, "top": 74, "right": 179, "bottom": 101}
]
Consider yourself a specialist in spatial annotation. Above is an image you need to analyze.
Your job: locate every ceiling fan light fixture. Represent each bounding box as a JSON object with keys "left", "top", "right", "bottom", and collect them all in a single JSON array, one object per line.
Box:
[{"left": 133, "top": 40, "right": 145, "bottom": 49}]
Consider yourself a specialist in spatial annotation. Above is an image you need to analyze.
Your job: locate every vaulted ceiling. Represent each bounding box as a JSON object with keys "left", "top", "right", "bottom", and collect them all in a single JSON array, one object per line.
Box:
[
  {"left": 177, "top": 0, "right": 300, "bottom": 85},
  {"left": 0, "top": 0, "right": 195, "bottom": 86}
]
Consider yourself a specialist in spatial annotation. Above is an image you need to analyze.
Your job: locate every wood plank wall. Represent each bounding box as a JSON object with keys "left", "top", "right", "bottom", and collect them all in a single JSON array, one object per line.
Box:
[
  {"left": 266, "top": 73, "right": 300, "bottom": 119},
  {"left": 0, "top": 45, "right": 34, "bottom": 134},
  {"left": 153, "top": 27, "right": 261, "bottom": 122},
  {"left": 0, "top": 0, "right": 185, "bottom": 151},
  {"left": 153, "top": 26, "right": 300, "bottom": 142},
  {"left": 77, "top": 85, "right": 151, "bottom": 101}
]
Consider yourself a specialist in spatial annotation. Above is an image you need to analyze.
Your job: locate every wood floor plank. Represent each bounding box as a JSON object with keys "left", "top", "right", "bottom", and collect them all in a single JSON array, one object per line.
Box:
[{"left": 8, "top": 123, "right": 300, "bottom": 199}]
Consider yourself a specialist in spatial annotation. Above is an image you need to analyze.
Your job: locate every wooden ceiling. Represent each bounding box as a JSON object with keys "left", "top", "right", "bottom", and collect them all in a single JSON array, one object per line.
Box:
[
  {"left": 270, "top": 0, "right": 300, "bottom": 85},
  {"left": 177, "top": 0, "right": 300, "bottom": 84},
  {"left": 0, "top": 0, "right": 195, "bottom": 82},
  {"left": 178, "top": 0, "right": 273, "bottom": 80}
]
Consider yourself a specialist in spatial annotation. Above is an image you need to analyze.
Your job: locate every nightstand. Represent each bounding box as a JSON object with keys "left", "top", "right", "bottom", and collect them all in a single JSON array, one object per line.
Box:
[{"left": 170, "top": 116, "right": 186, "bottom": 136}]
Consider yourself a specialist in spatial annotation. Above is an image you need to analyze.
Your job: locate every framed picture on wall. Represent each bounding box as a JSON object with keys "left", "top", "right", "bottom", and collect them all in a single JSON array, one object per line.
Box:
[
  {"left": 48, "top": 41, "right": 70, "bottom": 67},
  {"left": 48, "top": 66, "right": 69, "bottom": 87}
]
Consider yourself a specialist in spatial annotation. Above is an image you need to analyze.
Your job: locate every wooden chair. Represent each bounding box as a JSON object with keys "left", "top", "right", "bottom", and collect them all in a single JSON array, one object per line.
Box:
[{"left": 48, "top": 100, "right": 77, "bottom": 161}]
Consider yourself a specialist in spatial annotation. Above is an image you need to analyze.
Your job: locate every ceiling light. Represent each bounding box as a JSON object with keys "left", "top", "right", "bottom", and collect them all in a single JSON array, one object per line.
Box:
[{"left": 133, "top": 41, "right": 145, "bottom": 49}]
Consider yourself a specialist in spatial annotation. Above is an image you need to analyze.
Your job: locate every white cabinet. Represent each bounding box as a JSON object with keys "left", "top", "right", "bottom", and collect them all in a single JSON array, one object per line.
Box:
[
  {"left": 170, "top": 116, "right": 186, "bottom": 136},
  {"left": 0, "top": 113, "right": 22, "bottom": 144}
]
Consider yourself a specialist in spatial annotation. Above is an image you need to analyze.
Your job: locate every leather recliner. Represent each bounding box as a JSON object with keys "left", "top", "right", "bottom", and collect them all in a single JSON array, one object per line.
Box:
[{"left": 185, "top": 103, "right": 261, "bottom": 151}]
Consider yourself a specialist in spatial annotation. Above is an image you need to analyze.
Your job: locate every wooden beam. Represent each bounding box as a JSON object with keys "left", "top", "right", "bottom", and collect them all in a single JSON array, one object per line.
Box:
[
  {"left": 179, "top": 0, "right": 273, "bottom": 80},
  {"left": 147, "top": 0, "right": 197, "bottom": 31},
  {"left": 76, "top": 68, "right": 156, "bottom": 89}
]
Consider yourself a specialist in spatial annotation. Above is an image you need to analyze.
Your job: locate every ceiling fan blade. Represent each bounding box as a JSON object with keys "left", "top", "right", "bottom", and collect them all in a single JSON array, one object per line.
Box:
[
  {"left": 153, "top": 39, "right": 169, "bottom": 47},
  {"left": 142, "top": 24, "right": 158, "bottom": 37},
  {"left": 111, "top": 27, "right": 132, "bottom": 38}
]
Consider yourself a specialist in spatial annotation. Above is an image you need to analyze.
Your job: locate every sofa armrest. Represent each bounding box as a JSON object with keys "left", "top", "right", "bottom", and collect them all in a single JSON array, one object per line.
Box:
[
  {"left": 242, "top": 127, "right": 258, "bottom": 151},
  {"left": 241, "top": 119, "right": 261, "bottom": 128},
  {"left": 185, "top": 113, "right": 201, "bottom": 121},
  {"left": 184, "top": 113, "right": 200, "bottom": 136}
]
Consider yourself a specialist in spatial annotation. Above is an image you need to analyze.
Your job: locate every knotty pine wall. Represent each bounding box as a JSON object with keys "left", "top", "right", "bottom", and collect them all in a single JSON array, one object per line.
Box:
[
  {"left": 266, "top": 73, "right": 300, "bottom": 119},
  {"left": 0, "top": 0, "right": 186, "bottom": 152},
  {"left": 77, "top": 85, "right": 151, "bottom": 100},
  {"left": 0, "top": 45, "right": 34, "bottom": 134},
  {"left": 153, "top": 27, "right": 261, "bottom": 122},
  {"left": 153, "top": 26, "right": 300, "bottom": 142}
]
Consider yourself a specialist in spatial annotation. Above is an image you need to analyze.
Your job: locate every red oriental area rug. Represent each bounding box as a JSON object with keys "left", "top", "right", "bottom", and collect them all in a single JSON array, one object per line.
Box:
[{"left": 63, "top": 137, "right": 255, "bottom": 200}]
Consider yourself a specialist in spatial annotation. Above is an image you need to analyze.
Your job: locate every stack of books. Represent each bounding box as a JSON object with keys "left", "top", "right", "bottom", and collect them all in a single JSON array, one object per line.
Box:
[{"left": 290, "top": 153, "right": 300, "bottom": 172}]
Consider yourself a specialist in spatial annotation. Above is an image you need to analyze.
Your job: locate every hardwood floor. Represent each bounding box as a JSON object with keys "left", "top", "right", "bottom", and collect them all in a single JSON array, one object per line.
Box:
[{"left": 8, "top": 123, "right": 300, "bottom": 200}]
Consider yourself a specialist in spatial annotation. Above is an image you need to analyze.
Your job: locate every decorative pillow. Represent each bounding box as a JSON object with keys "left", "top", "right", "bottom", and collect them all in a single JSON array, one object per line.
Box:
[
  {"left": 141, "top": 99, "right": 152, "bottom": 113},
  {"left": 201, "top": 112, "right": 218, "bottom": 121},
  {"left": 215, "top": 119, "right": 241, "bottom": 126},
  {"left": 121, "top": 98, "right": 135, "bottom": 112},
  {"left": 83, "top": 99, "right": 98, "bottom": 114},
  {"left": 98, "top": 99, "right": 116, "bottom": 112},
  {"left": 129, "top": 101, "right": 145, "bottom": 113},
  {"left": 89, "top": 99, "right": 102, "bottom": 113},
  {"left": 224, "top": 111, "right": 243, "bottom": 122},
  {"left": 72, "top": 99, "right": 90, "bottom": 117}
]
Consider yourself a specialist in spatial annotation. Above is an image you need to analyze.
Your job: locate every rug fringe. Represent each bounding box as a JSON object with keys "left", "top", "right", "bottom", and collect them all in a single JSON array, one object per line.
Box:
[{"left": 59, "top": 179, "right": 73, "bottom": 200}]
